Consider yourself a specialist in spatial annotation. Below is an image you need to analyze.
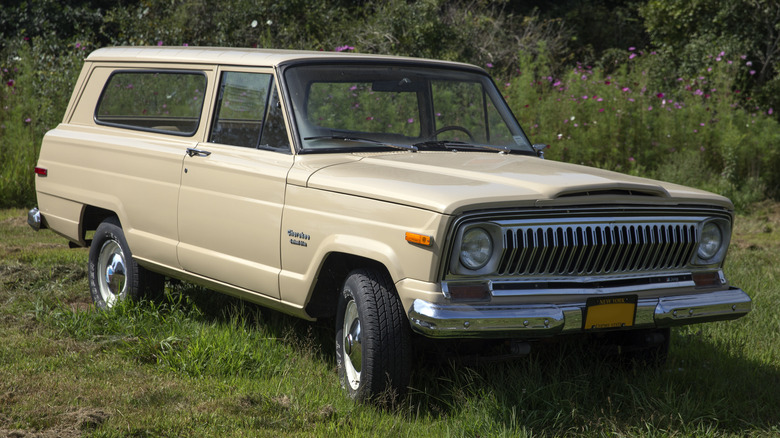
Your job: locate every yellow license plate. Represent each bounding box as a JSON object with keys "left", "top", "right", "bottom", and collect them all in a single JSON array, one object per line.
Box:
[{"left": 583, "top": 295, "right": 637, "bottom": 330}]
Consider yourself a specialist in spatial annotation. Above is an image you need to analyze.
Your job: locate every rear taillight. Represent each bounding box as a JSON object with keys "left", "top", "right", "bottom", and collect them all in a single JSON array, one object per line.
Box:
[{"left": 34, "top": 167, "right": 47, "bottom": 177}]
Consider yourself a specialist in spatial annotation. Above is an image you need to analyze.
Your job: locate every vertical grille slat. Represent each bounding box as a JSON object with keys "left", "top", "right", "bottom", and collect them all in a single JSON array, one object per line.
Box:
[{"left": 496, "top": 219, "right": 700, "bottom": 277}]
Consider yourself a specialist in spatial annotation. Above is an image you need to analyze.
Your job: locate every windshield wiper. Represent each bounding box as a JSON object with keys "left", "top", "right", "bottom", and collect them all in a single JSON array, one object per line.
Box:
[
  {"left": 413, "top": 140, "right": 514, "bottom": 154},
  {"left": 304, "top": 135, "right": 418, "bottom": 152}
]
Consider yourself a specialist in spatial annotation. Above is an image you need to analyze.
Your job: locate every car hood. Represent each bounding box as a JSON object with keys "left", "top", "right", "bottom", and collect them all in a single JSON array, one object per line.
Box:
[{"left": 300, "top": 151, "right": 733, "bottom": 215}]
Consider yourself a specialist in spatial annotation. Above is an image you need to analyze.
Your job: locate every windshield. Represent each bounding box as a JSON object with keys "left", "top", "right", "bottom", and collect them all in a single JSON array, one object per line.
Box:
[{"left": 283, "top": 63, "right": 533, "bottom": 154}]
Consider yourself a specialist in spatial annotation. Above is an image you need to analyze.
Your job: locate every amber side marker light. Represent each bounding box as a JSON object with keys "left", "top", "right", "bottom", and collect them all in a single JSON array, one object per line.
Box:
[
  {"left": 405, "top": 232, "right": 432, "bottom": 246},
  {"left": 34, "top": 167, "right": 47, "bottom": 177}
]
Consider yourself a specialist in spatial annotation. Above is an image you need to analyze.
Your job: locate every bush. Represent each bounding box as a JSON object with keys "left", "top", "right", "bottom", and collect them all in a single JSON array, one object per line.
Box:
[
  {"left": 1, "top": 12, "right": 778, "bottom": 210},
  {"left": 0, "top": 38, "right": 88, "bottom": 207},
  {"left": 507, "top": 47, "right": 780, "bottom": 205}
]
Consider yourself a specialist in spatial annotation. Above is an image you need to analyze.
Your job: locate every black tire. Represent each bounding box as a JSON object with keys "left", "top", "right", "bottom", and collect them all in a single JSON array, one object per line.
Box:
[
  {"left": 88, "top": 217, "right": 163, "bottom": 309},
  {"left": 335, "top": 268, "right": 412, "bottom": 403}
]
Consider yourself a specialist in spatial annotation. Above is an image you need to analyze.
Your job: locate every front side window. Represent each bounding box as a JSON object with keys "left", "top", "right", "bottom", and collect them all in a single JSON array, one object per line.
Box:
[
  {"left": 284, "top": 63, "right": 532, "bottom": 154},
  {"left": 95, "top": 71, "right": 206, "bottom": 135},
  {"left": 209, "top": 71, "right": 290, "bottom": 152}
]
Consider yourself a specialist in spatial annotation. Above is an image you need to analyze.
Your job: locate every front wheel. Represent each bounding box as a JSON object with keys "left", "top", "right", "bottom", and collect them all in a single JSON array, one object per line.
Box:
[
  {"left": 88, "top": 217, "right": 163, "bottom": 308},
  {"left": 335, "top": 268, "right": 412, "bottom": 403}
]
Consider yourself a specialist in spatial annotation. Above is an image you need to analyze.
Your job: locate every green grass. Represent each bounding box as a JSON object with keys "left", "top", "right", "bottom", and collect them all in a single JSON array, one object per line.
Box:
[{"left": 1, "top": 206, "right": 779, "bottom": 436}]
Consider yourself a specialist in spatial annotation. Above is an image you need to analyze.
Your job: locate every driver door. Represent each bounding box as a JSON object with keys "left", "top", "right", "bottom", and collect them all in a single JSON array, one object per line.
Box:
[{"left": 177, "top": 68, "right": 292, "bottom": 298}]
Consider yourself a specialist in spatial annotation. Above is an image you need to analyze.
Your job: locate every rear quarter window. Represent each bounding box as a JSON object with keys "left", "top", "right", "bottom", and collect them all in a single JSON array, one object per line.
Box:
[{"left": 95, "top": 70, "right": 207, "bottom": 136}]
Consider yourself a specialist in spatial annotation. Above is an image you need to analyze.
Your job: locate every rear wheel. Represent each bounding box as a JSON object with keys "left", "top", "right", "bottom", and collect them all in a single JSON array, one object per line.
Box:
[
  {"left": 335, "top": 268, "right": 412, "bottom": 403},
  {"left": 88, "top": 217, "right": 163, "bottom": 308}
]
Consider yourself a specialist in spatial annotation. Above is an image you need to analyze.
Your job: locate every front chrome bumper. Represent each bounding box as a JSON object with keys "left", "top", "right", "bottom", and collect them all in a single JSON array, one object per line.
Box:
[{"left": 408, "top": 287, "right": 752, "bottom": 338}]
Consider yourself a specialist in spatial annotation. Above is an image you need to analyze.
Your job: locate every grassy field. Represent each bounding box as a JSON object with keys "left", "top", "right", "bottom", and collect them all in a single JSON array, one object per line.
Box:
[{"left": 1, "top": 205, "right": 779, "bottom": 437}]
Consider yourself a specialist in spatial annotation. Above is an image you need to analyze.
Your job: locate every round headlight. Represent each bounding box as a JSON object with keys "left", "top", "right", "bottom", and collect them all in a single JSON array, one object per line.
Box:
[
  {"left": 698, "top": 222, "right": 723, "bottom": 260},
  {"left": 460, "top": 227, "right": 493, "bottom": 270}
]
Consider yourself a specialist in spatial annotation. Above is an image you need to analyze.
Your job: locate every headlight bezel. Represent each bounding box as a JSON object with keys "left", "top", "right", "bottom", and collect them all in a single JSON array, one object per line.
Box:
[
  {"left": 692, "top": 218, "right": 731, "bottom": 266},
  {"left": 449, "top": 223, "right": 502, "bottom": 275}
]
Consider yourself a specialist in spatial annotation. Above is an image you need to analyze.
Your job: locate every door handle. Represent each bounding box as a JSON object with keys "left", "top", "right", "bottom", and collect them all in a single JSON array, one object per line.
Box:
[{"left": 186, "top": 148, "right": 212, "bottom": 157}]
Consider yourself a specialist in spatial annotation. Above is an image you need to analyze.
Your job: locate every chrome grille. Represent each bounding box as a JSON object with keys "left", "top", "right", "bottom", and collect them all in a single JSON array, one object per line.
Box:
[{"left": 496, "top": 221, "right": 698, "bottom": 277}]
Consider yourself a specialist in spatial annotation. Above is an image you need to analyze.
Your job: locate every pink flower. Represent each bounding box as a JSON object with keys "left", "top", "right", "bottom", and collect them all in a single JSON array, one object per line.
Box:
[
  {"left": 629, "top": 54, "right": 637, "bottom": 59},
  {"left": 24, "top": 118, "right": 31, "bottom": 123},
  {"left": 628, "top": 157, "right": 635, "bottom": 162},
  {"left": 750, "top": 70, "right": 756, "bottom": 75},
  {"left": 656, "top": 93, "right": 665, "bottom": 98},
  {"left": 6, "top": 80, "right": 13, "bottom": 87},
  {"left": 582, "top": 95, "right": 588, "bottom": 100},
  {"left": 647, "top": 106, "right": 653, "bottom": 111},
  {"left": 486, "top": 63, "right": 494, "bottom": 68},
  {"left": 407, "top": 118, "right": 414, "bottom": 123},
  {"left": 157, "top": 40, "right": 163, "bottom": 46},
  {"left": 75, "top": 42, "right": 81, "bottom": 48},
  {"left": 598, "top": 108, "right": 605, "bottom": 112},
  {"left": 335, "top": 45, "right": 354, "bottom": 52},
  {"left": 746, "top": 61, "right": 752, "bottom": 66},
  {"left": 621, "top": 87, "right": 630, "bottom": 92},
  {"left": 581, "top": 74, "right": 587, "bottom": 80},
  {"left": 719, "top": 51, "right": 725, "bottom": 56},
  {"left": 628, "top": 47, "right": 636, "bottom": 51},
  {"left": 769, "top": 108, "right": 774, "bottom": 115},
  {"left": 694, "top": 89, "right": 703, "bottom": 96}
]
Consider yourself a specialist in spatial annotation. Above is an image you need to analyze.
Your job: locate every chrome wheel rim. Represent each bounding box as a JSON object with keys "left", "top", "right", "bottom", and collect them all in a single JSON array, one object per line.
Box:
[
  {"left": 97, "top": 240, "right": 126, "bottom": 307},
  {"left": 342, "top": 300, "right": 362, "bottom": 391}
]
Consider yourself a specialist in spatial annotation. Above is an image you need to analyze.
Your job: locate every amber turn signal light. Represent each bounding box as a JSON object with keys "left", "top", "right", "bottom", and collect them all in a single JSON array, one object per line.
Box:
[{"left": 405, "top": 232, "right": 432, "bottom": 246}]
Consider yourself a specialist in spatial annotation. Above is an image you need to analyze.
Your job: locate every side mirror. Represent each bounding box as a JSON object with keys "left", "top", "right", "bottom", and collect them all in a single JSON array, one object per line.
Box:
[{"left": 532, "top": 144, "right": 548, "bottom": 159}]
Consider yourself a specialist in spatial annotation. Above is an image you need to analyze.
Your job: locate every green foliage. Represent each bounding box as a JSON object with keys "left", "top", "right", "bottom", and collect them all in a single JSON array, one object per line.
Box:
[
  {"left": 640, "top": 0, "right": 780, "bottom": 112},
  {"left": 0, "top": 39, "right": 88, "bottom": 207},
  {"left": 0, "top": 0, "right": 109, "bottom": 52},
  {"left": 509, "top": 47, "right": 780, "bottom": 202},
  {"left": 1, "top": 1, "right": 779, "bottom": 208}
]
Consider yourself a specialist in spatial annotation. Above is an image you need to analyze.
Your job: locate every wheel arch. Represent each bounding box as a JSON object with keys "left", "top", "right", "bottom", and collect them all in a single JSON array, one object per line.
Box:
[
  {"left": 305, "top": 252, "right": 394, "bottom": 319},
  {"left": 80, "top": 205, "right": 120, "bottom": 246}
]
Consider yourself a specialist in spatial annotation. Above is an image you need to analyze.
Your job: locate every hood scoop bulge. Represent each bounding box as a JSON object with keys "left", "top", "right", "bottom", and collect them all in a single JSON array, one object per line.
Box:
[{"left": 556, "top": 187, "right": 668, "bottom": 199}]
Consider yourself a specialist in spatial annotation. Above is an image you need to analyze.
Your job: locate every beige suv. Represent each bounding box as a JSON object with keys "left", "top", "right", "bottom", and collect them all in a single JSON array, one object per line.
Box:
[{"left": 29, "top": 46, "right": 751, "bottom": 401}]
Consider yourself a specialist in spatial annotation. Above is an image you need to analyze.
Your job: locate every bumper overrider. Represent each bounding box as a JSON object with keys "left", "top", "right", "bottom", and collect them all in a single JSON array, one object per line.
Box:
[{"left": 408, "top": 286, "right": 751, "bottom": 338}]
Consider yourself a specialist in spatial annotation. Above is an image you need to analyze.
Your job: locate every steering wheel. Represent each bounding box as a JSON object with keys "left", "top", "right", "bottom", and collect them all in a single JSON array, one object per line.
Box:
[{"left": 432, "top": 125, "right": 475, "bottom": 142}]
